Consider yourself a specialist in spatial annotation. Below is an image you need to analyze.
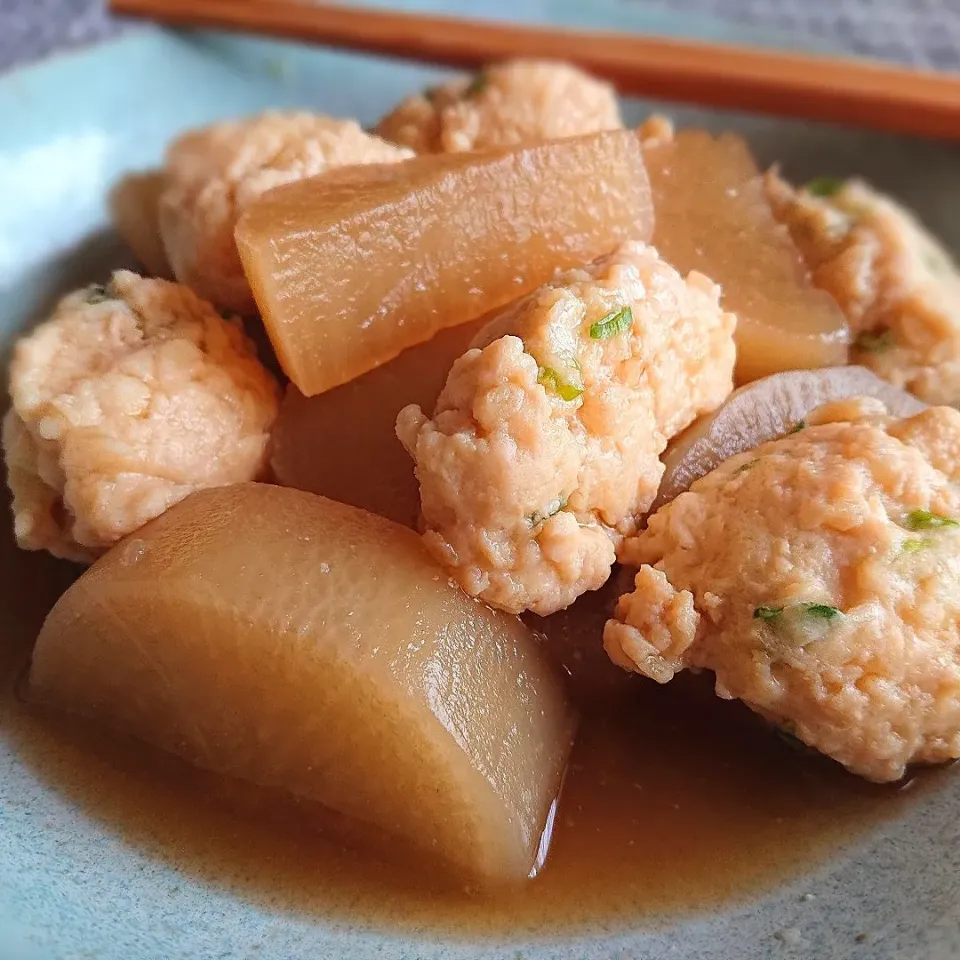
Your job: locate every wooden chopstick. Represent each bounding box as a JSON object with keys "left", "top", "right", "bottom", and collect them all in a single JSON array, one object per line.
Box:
[{"left": 111, "top": 0, "right": 960, "bottom": 142}]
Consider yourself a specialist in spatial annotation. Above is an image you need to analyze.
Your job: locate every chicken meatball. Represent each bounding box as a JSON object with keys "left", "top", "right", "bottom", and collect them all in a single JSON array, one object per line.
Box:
[
  {"left": 606, "top": 397, "right": 960, "bottom": 782},
  {"left": 3, "top": 271, "right": 280, "bottom": 562},
  {"left": 375, "top": 60, "right": 623, "bottom": 154},
  {"left": 767, "top": 172, "right": 960, "bottom": 405},
  {"left": 159, "top": 112, "right": 413, "bottom": 315},
  {"left": 396, "top": 242, "right": 736, "bottom": 616}
]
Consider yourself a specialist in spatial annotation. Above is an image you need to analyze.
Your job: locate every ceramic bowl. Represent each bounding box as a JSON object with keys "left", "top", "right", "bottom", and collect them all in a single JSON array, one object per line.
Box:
[{"left": 1, "top": 5, "right": 958, "bottom": 958}]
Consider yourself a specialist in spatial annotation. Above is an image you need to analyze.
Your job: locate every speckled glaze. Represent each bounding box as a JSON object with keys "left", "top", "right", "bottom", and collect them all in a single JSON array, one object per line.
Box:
[{"left": 0, "top": 8, "right": 958, "bottom": 960}]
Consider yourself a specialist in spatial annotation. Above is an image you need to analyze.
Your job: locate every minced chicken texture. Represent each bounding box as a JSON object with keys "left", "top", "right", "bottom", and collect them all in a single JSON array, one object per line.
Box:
[
  {"left": 396, "top": 241, "right": 736, "bottom": 616},
  {"left": 375, "top": 59, "right": 623, "bottom": 154},
  {"left": 159, "top": 112, "right": 413, "bottom": 316},
  {"left": 606, "top": 396, "right": 960, "bottom": 782},
  {"left": 766, "top": 172, "right": 960, "bottom": 405},
  {"left": 3, "top": 271, "right": 279, "bottom": 563}
]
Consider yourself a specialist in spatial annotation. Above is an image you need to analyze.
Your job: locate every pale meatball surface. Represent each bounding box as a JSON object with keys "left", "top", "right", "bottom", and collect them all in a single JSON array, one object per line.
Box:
[
  {"left": 767, "top": 173, "right": 960, "bottom": 404},
  {"left": 606, "top": 398, "right": 960, "bottom": 782},
  {"left": 397, "top": 241, "right": 736, "bottom": 616},
  {"left": 375, "top": 60, "right": 622, "bottom": 154},
  {"left": 159, "top": 112, "right": 413, "bottom": 315},
  {"left": 3, "top": 271, "right": 280, "bottom": 562}
]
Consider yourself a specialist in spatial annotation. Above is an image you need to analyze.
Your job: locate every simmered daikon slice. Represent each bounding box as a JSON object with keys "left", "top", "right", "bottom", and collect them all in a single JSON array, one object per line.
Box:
[
  {"left": 270, "top": 318, "right": 487, "bottom": 527},
  {"left": 109, "top": 171, "right": 172, "bottom": 278},
  {"left": 645, "top": 130, "right": 849, "bottom": 383},
  {"left": 30, "top": 483, "right": 575, "bottom": 884},
  {"left": 236, "top": 130, "right": 653, "bottom": 396},
  {"left": 652, "top": 366, "right": 926, "bottom": 511}
]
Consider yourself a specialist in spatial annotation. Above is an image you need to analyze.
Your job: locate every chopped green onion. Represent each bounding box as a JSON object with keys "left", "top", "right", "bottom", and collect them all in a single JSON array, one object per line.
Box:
[
  {"left": 854, "top": 328, "right": 894, "bottom": 353},
  {"left": 902, "top": 537, "right": 932, "bottom": 553},
  {"left": 734, "top": 460, "right": 758, "bottom": 475},
  {"left": 755, "top": 602, "right": 841, "bottom": 622},
  {"left": 588, "top": 305, "right": 633, "bottom": 340},
  {"left": 464, "top": 72, "right": 487, "bottom": 97},
  {"left": 805, "top": 176, "right": 843, "bottom": 198},
  {"left": 537, "top": 366, "right": 583, "bottom": 402},
  {"left": 753, "top": 605, "right": 783, "bottom": 622},
  {"left": 789, "top": 420, "right": 806, "bottom": 434},
  {"left": 756, "top": 602, "right": 843, "bottom": 650},
  {"left": 528, "top": 497, "right": 567, "bottom": 529},
  {"left": 905, "top": 509, "right": 959, "bottom": 531},
  {"left": 84, "top": 283, "right": 113, "bottom": 305},
  {"left": 800, "top": 603, "right": 841, "bottom": 620}
]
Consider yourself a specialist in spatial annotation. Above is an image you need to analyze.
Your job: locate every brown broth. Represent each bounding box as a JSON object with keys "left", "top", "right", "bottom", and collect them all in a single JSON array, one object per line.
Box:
[{"left": 0, "top": 501, "right": 933, "bottom": 940}]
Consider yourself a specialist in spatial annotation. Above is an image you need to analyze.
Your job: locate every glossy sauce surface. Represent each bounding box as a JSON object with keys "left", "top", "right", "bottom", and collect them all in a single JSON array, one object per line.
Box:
[{"left": 1, "top": 504, "right": 928, "bottom": 938}]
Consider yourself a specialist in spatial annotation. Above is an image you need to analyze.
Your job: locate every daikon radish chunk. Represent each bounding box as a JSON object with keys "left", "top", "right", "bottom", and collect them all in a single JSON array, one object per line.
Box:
[
  {"left": 270, "top": 317, "right": 487, "bottom": 527},
  {"left": 235, "top": 130, "right": 653, "bottom": 396},
  {"left": 645, "top": 130, "right": 849, "bottom": 383},
  {"left": 29, "top": 483, "right": 575, "bottom": 884},
  {"left": 109, "top": 172, "right": 172, "bottom": 279},
  {"left": 653, "top": 366, "right": 926, "bottom": 511}
]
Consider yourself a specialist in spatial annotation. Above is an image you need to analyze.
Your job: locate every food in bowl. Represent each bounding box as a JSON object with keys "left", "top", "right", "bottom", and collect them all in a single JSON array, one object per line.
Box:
[
  {"left": 396, "top": 241, "right": 736, "bottom": 615},
  {"left": 109, "top": 172, "right": 172, "bottom": 279},
  {"left": 234, "top": 128, "right": 652, "bottom": 396},
  {"left": 269, "top": 317, "right": 488, "bottom": 527},
  {"left": 158, "top": 112, "right": 413, "bottom": 316},
  {"left": 652, "top": 364, "right": 927, "bottom": 511},
  {"left": 607, "top": 399, "right": 960, "bottom": 782},
  {"left": 375, "top": 58, "right": 623, "bottom": 153},
  {"left": 4, "top": 57, "right": 960, "bottom": 911},
  {"left": 30, "top": 483, "right": 574, "bottom": 883},
  {"left": 3, "top": 270, "right": 279, "bottom": 562},
  {"left": 766, "top": 171, "right": 960, "bottom": 404},
  {"left": 644, "top": 129, "right": 851, "bottom": 382}
]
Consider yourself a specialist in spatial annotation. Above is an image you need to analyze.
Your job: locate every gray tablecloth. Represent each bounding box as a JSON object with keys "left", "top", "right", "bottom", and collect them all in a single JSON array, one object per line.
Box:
[{"left": 1, "top": 0, "right": 959, "bottom": 72}]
